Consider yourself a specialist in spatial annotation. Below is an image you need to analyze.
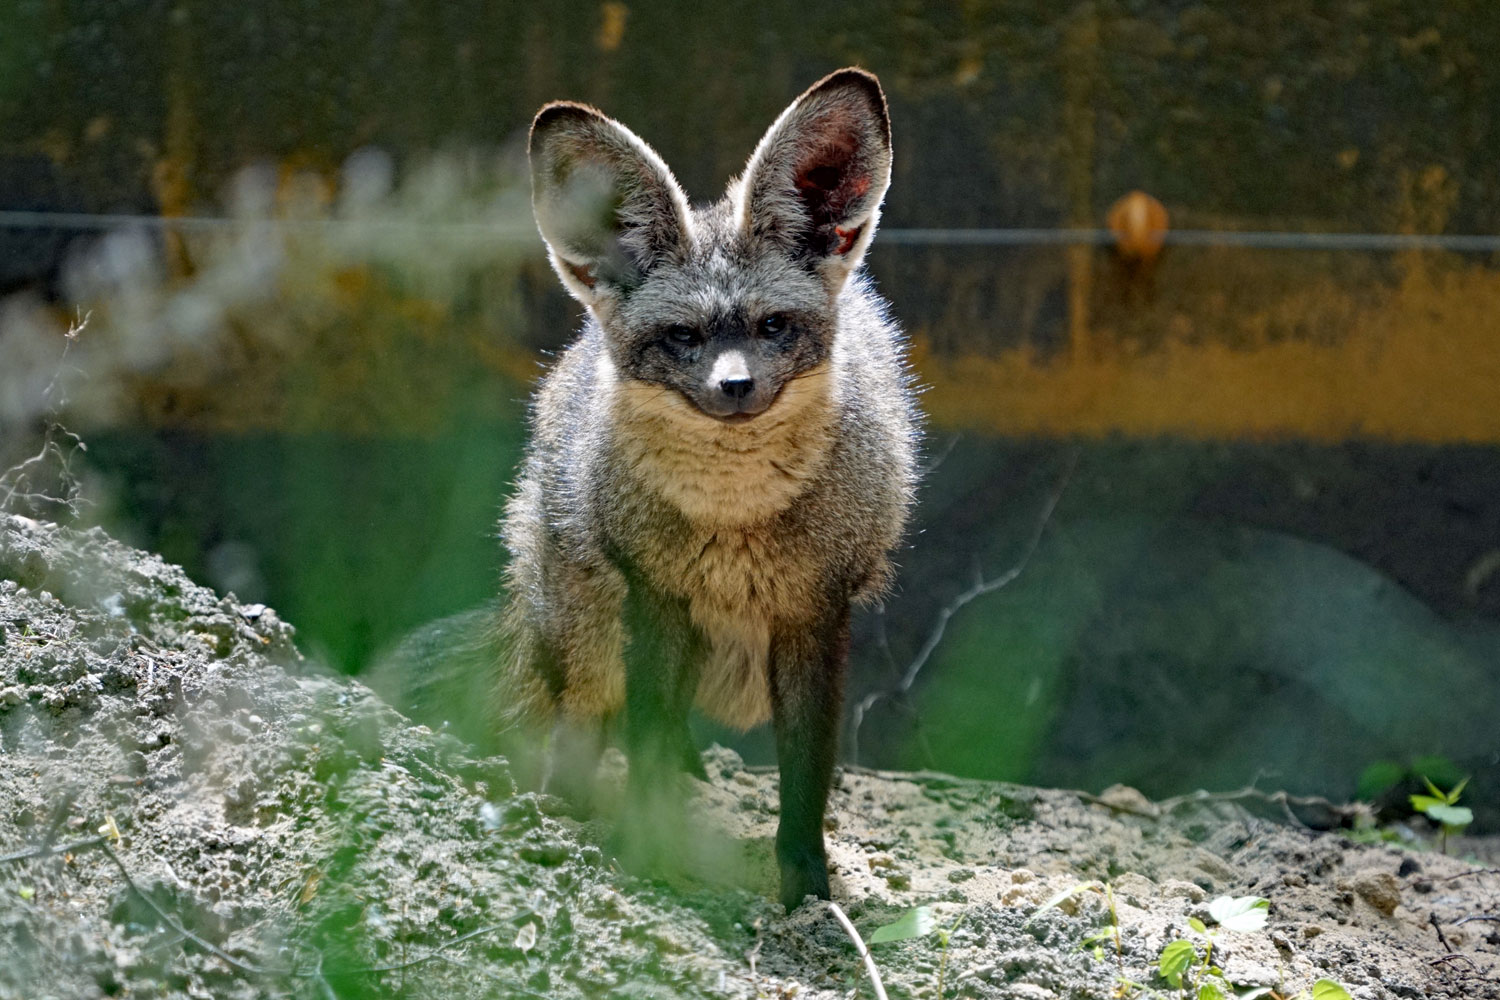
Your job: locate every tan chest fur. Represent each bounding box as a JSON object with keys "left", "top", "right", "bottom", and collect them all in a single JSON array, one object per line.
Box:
[
  {"left": 609, "top": 365, "right": 838, "bottom": 728},
  {"left": 677, "top": 524, "right": 825, "bottom": 728},
  {"left": 611, "top": 365, "right": 835, "bottom": 526}
]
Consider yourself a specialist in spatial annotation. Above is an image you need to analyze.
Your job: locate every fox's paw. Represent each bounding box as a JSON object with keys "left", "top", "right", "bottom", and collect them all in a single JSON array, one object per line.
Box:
[
  {"left": 609, "top": 795, "right": 687, "bottom": 880},
  {"left": 777, "top": 844, "right": 831, "bottom": 913}
]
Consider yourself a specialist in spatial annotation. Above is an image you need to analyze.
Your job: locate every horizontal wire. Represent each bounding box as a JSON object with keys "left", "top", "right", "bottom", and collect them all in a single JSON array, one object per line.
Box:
[
  {"left": 0, "top": 210, "right": 532, "bottom": 239},
  {"left": 880, "top": 227, "right": 1500, "bottom": 252},
  {"left": 2, "top": 209, "right": 1500, "bottom": 252}
]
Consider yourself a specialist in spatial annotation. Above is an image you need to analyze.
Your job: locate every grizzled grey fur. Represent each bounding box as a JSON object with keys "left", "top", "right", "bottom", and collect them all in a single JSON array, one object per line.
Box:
[{"left": 493, "top": 69, "right": 919, "bottom": 911}]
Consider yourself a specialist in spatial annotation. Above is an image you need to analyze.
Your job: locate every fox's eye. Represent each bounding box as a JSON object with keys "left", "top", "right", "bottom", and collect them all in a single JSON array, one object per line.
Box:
[
  {"left": 759, "top": 314, "right": 789, "bottom": 336},
  {"left": 664, "top": 325, "right": 702, "bottom": 346}
]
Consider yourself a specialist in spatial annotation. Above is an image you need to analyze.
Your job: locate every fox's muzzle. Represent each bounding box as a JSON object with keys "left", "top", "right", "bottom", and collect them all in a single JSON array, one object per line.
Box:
[{"left": 696, "top": 349, "right": 775, "bottom": 420}]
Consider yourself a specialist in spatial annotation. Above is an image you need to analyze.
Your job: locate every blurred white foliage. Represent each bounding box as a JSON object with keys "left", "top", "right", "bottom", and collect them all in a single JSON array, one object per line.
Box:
[{"left": 0, "top": 144, "right": 538, "bottom": 436}]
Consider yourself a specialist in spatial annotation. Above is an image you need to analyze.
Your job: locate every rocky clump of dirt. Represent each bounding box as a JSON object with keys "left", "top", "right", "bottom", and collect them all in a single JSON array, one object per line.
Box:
[{"left": 1, "top": 512, "right": 1496, "bottom": 999}]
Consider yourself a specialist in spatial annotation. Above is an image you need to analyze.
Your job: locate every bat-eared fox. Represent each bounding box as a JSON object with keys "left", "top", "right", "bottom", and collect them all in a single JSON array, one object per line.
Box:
[{"left": 387, "top": 68, "right": 919, "bottom": 912}]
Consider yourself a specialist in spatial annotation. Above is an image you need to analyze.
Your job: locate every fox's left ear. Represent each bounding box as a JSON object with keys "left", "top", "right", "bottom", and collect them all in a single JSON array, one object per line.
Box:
[
  {"left": 529, "top": 101, "right": 692, "bottom": 312},
  {"left": 736, "top": 68, "right": 893, "bottom": 290}
]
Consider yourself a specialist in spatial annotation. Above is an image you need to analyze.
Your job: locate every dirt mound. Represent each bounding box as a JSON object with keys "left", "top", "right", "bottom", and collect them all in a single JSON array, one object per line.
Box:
[{"left": 1, "top": 513, "right": 1495, "bottom": 999}]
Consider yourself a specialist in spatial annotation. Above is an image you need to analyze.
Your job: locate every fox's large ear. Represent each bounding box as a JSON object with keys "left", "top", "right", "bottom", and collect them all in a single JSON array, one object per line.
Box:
[
  {"left": 529, "top": 102, "right": 692, "bottom": 310},
  {"left": 736, "top": 68, "right": 892, "bottom": 290}
]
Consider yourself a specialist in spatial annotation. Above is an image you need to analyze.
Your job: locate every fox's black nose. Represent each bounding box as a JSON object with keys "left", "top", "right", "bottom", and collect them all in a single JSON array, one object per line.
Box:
[{"left": 720, "top": 377, "right": 755, "bottom": 400}]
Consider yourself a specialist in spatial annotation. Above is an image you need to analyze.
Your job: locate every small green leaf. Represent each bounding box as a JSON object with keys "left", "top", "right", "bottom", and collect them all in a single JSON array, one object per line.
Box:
[
  {"left": 1207, "top": 895, "right": 1269, "bottom": 932},
  {"left": 1445, "top": 776, "right": 1470, "bottom": 802},
  {"left": 1310, "top": 979, "right": 1353, "bottom": 1000},
  {"left": 869, "top": 906, "right": 936, "bottom": 944},
  {"left": 1409, "top": 794, "right": 1444, "bottom": 813},
  {"left": 1424, "top": 804, "right": 1473, "bottom": 828},
  {"left": 1026, "top": 882, "right": 1098, "bottom": 925},
  {"left": 17, "top": 886, "right": 34, "bottom": 900},
  {"left": 1420, "top": 775, "right": 1444, "bottom": 799},
  {"left": 1197, "top": 980, "right": 1226, "bottom": 1000},
  {"left": 1187, "top": 916, "right": 1208, "bottom": 934},
  {"left": 1158, "top": 939, "right": 1196, "bottom": 987}
]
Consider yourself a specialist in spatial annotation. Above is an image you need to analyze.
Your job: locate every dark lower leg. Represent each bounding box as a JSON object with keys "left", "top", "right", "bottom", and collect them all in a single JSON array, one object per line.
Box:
[
  {"left": 771, "top": 609, "right": 850, "bottom": 911},
  {"left": 616, "top": 571, "right": 704, "bottom": 870}
]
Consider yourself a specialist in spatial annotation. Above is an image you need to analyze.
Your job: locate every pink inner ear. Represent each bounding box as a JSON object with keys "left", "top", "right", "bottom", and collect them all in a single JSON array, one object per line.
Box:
[
  {"left": 833, "top": 225, "right": 863, "bottom": 256},
  {"left": 792, "top": 134, "right": 856, "bottom": 189},
  {"left": 791, "top": 145, "right": 873, "bottom": 235},
  {"left": 565, "top": 260, "right": 598, "bottom": 289}
]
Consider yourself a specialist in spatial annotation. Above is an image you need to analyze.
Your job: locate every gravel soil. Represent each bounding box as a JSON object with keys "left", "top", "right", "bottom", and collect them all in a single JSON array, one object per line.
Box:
[{"left": 2, "top": 512, "right": 1496, "bottom": 1000}]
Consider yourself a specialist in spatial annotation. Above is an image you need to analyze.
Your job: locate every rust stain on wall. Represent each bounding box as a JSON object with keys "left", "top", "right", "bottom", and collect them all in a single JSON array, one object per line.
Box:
[{"left": 915, "top": 263, "right": 1500, "bottom": 443}]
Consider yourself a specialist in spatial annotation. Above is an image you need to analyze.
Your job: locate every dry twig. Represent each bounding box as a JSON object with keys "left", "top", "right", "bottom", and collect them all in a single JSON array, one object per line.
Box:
[
  {"left": 1430, "top": 911, "right": 1454, "bottom": 953},
  {"left": 0, "top": 835, "right": 110, "bottom": 865},
  {"left": 1078, "top": 781, "right": 1371, "bottom": 831},
  {"left": 848, "top": 449, "right": 1078, "bottom": 762},
  {"left": 1434, "top": 868, "right": 1500, "bottom": 883},
  {"left": 0, "top": 310, "right": 91, "bottom": 519},
  {"left": 826, "top": 901, "right": 890, "bottom": 1000}
]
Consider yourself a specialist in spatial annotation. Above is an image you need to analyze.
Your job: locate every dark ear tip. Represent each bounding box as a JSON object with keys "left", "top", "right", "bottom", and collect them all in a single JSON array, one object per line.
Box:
[
  {"left": 804, "top": 67, "right": 890, "bottom": 134},
  {"left": 530, "top": 101, "right": 609, "bottom": 149},
  {"left": 819, "top": 67, "right": 882, "bottom": 90},
  {"left": 811, "top": 67, "right": 885, "bottom": 101}
]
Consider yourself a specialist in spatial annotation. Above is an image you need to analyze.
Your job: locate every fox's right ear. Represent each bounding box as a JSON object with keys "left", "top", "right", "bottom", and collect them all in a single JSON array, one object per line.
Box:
[
  {"left": 529, "top": 102, "right": 693, "bottom": 310},
  {"left": 736, "top": 68, "right": 893, "bottom": 291}
]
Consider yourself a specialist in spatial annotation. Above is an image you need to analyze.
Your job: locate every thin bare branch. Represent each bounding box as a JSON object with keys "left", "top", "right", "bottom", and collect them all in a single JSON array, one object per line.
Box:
[
  {"left": 920, "top": 432, "right": 962, "bottom": 477},
  {"left": 5, "top": 826, "right": 531, "bottom": 987},
  {"left": 92, "top": 843, "right": 281, "bottom": 976},
  {"left": 1077, "top": 782, "right": 1373, "bottom": 831},
  {"left": 848, "top": 448, "right": 1078, "bottom": 762},
  {"left": 1, "top": 310, "right": 92, "bottom": 520},
  {"left": 1433, "top": 868, "right": 1500, "bottom": 883},
  {"left": 356, "top": 916, "right": 533, "bottom": 974}
]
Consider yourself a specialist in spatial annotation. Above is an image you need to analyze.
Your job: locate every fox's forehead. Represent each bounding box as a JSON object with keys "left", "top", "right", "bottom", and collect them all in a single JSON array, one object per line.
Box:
[{"left": 617, "top": 201, "right": 828, "bottom": 326}]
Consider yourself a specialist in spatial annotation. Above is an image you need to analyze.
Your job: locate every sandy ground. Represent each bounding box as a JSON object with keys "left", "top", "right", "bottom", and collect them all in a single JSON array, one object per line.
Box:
[{"left": 2, "top": 511, "right": 1497, "bottom": 1000}]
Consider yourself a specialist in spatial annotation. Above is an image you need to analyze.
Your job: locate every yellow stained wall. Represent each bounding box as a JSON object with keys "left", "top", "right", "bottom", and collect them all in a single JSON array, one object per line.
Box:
[{"left": 917, "top": 263, "right": 1500, "bottom": 443}]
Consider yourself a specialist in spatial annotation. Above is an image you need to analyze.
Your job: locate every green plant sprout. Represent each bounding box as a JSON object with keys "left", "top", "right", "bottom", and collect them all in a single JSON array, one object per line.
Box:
[
  {"left": 1029, "top": 886, "right": 1356, "bottom": 1000},
  {"left": 1157, "top": 895, "right": 1267, "bottom": 998},
  {"left": 1077, "top": 885, "right": 1125, "bottom": 974},
  {"left": 1029, "top": 881, "right": 1136, "bottom": 996},
  {"left": 866, "top": 904, "right": 966, "bottom": 998},
  {"left": 1410, "top": 776, "right": 1473, "bottom": 854},
  {"left": 933, "top": 910, "right": 966, "bottom": 997},
  {"left": 1286, "top": 979, "right": 1354, "bottom": 1000}
]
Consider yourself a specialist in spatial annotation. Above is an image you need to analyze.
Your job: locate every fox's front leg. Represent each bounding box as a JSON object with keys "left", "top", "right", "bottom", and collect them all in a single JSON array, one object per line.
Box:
[
  {"left": 770, "top": 606, "right": 851, "bottom": 912},
  {"left": 541, "top": 715, "right": 608, "bottom": 815},
  {"left": 615, "top": 570, "right": 705, "bottom": 869}
]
